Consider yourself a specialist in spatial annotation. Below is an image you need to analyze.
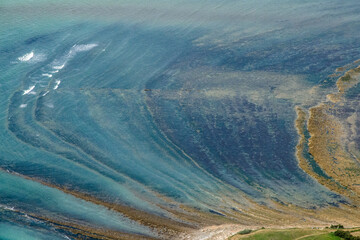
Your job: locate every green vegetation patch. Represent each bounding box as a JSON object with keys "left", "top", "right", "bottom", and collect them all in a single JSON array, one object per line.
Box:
[
  {"left": 341, "top": 73, "right": 352, "bottom": 81},
  {"left": 334, "top": 230, "right": 360, "bottom": 240},
  {"left": 330, "top": 225, "right": 344, "bottom": 229},
  {"left": 238, "top": 229, "right": 252, "bottom": 235},
  {"left": 301, "top": 233, "right": 341, "bottom": 240},
  {"left": 229, "top": 228, "right": 341, "bottom": 240}
]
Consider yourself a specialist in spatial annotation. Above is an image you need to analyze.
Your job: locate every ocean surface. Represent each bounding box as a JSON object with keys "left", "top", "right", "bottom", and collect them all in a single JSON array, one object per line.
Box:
[{"left": 1, "top": 0, "right": 360, "bottom": 239}]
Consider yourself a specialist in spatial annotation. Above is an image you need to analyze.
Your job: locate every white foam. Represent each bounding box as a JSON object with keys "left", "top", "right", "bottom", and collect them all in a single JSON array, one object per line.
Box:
[
  {"left": 53, "top": 80, "right": 61, "bottom": 90},
  {"left": 50, "top": 70, "right": 59, "bottom": 73},
  {"left": 53, "top": 64, "right": 65, "bottom": 70},
  {"left": 23, "top": 85, "right": 35, "bottom": 95},
  {"left": 51, "top": 43, "right": 98, "bottom": 70},
  {"left": 42, "top": 73, "right": 52, "bottom": 78},
  {"left": 1, "top": 205, "right": 15, "bottom": 211},
  {"left": 18, "top": 51, "right": 34, "bottom": 62},
  {"left": 19, "top": 104, "right": 27, "bottom": 108},
  {"left": 24, "top": 214, "right": 41, "bottom": 223},
  {"left": 42, "top": 91, "right": 50, "bottom": 96},
  {"left": 30, "top": 53, "right": 46, "bottom": 63},
  {"left": 72, "top": 43, "right": 98, "bottom": 52}
]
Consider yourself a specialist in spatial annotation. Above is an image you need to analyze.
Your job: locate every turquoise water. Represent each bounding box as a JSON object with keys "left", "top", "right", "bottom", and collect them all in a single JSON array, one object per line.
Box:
[{"left": 1, "top": 0, "right": 360, "bottom": 238}]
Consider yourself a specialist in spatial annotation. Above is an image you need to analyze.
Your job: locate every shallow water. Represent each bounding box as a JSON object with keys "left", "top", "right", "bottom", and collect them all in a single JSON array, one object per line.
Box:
[{"left": 1, "top": 0, "right": 360, "bottom": 238}]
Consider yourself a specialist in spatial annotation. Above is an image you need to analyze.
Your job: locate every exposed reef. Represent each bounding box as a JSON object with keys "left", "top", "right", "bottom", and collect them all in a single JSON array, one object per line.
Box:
[{"left": 296, "top": 61, "right": 360, "bottom": 203}]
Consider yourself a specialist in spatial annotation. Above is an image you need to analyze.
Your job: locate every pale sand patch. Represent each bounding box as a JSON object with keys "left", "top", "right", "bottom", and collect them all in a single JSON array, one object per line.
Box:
[{"left": 179, "top": 224, "right": 248, "bottom": 240}]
